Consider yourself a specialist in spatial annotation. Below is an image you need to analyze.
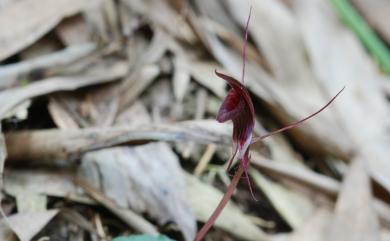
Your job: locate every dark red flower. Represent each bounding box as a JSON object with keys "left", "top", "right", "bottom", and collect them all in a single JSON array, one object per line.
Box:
[
  {"left": 215, "top": 71, "right": 254, "bottom": 162},
  {"left": 194, "top": 7, "right": 344, "bottom": 241},
  {"left": 215, "top": 70, "right": 256, "bottom": 197}
]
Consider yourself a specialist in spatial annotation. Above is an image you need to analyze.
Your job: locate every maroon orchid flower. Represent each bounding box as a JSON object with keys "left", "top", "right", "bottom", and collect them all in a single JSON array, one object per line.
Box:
[
  {"left": 215, "top": 70, "right": 256, "bottom": 198},
  {"left": 194, "top": 7, "right": 344, "bottom": 241}
]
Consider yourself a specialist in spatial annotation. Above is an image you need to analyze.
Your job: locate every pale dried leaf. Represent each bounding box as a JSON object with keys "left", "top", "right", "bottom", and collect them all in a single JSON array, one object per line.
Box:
[
  {"left": 294, "top": 0, "right": 390, "bottom": 193},
  {"left": 55, "top": 15, "right": 92, "bottom": 45},
  {"left": 173, "top": 55, "right": 191, "bottom": 102},
  {"left": 188, "top": 61, "right": 226, "bottom": 99},
  {"left": 48, "top": 84, "right": 119, "bottom": 128},
  {"left": 4, "top": 169, "right": 93, "bottom": 204},
  {"left": 83, "top": 0, "right": 120, "bottom": 43},
  {"left": 79, "top": 143, "right": 196, "bottom": 241},
  {"left": 76, "top": 177, "right": 158, "bottom": 235},
  {"left": 121, "top": 0, "right": 195, "bottom": 42},
  {"left": 7, "top": 210, "right": 58, "bottom": 241},
  {"left": 114, "top": 101, "right": 152, "bottom": 127},
  {"left": 48, "top": 97, "right": 80, "bottom": 129},
  {"left": 289, "top": 208, "right": 332, "bottom": 241},
  {"left": 0, "top": 43, "right": 96, "bottom": 90},
  {"left": 0, "top": 0, "right": 100, "bottom": 60},
  {"left": 251, "top": 155, "right": 340, "bottom": 198},
  {"left": 185, "top": 173, "right": 268, "bottom": 241},
  {"left": 118, "top": 64, "right": 160, "bottom": 111},
  {"left": 0, "top": 61, "right": 127, "bottom": 119},
  {"left": 250, "top": 169, "right": 315, "bottom": 229},
  {"left": 327, "top": 159, "right": 380, "bottom": 241},
  {"left": 15, "top": 192, "right": 47, "bottom": 213}
]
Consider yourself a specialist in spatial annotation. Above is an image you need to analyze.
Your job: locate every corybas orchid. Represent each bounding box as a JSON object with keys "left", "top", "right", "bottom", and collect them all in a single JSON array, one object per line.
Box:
[{"left": 193, "top": 7, "right": 344, "bottom": 241}]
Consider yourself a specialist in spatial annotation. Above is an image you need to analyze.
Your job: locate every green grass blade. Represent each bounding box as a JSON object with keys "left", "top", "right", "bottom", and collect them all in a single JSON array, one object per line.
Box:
[{"left": 330, "top": 0, "right": 390, "bottom": 75}]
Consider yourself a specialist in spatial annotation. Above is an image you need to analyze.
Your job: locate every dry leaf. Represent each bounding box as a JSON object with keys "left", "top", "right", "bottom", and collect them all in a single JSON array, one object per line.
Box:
[
  {"left": 188, "top": 61, "right": 226, "bottom": 99},
  {"left": 289, "top": 208, "right": 332, "bottom": 241},
  {"left": 76, "top": 178, "right": 158, "bottom": 235},
  {"left": 0, "top": 61, "right": 127, "bottom": 119},
  {"left": 55, "top": 15, "right": 92, "bottom": 45},
  {"left": 15, "top": 192, "right": 47, "bottom": 213},
  {"left": 121, "top": 0, "right": 195, "bottom": 42},
  {"left": 294, "top": 0, "right": 390, "bottom": 194},
  {"left": 0, "top": 0, "right": 101, "bottom": 60},
  {"left": 5, "top": 210, "right": 58, "bottom": 241},
  {"left": 185, "top": 173, "right": 268, "bottom": 241},
  {"left": 173, "top": 55, "right": 191, "bottom": 102},
  {"left": 0, "top": 125, "right": 18, "bottom": 241},
  {"left": 327, "top": 159, "right": 380, "bottom": 241},
  {"left": 0, "top": 43, "right": 96, "bottom": 90},
  {"left": 4, "top": 169, "right": 93, "bottom": 204},
  {"left": 79, "top": 143, "right": 196, "bottom": 241},
  {"left": 250, "top": 169, "right": 315, "bottom": 229}
]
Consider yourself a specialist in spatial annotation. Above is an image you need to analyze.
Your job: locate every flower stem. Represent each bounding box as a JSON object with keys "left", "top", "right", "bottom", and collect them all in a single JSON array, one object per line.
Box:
[{"left": 194, "top": 165, "right": 244, "bottom": 241}]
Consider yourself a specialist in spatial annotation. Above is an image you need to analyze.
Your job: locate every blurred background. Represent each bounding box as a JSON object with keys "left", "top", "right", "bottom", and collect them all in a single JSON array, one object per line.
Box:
[{"left": 0, "top": 0, "right": 390, "bottom": 240}]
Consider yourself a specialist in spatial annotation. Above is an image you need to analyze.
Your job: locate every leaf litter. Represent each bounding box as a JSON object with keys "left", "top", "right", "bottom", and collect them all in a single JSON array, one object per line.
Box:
[{"left": 1, "top": 0, "right": 390, "bottom": 240}]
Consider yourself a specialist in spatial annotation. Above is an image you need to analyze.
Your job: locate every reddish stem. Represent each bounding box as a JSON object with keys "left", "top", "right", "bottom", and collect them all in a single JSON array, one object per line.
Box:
[
  {"left": 194, "top": 165, "right": 244, "bottom": 241},
  {"left": 241, "top": 6, "right": 252, "bottom": 84}
]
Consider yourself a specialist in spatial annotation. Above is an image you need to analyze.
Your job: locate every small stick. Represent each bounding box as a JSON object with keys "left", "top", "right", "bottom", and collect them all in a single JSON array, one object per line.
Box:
[{"left": 194, "top": 144, "right": 217, "bottom": 176}]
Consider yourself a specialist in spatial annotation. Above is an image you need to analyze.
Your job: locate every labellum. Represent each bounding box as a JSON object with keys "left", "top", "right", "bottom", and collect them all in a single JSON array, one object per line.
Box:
[{"left": 193, "top": 7, "right": 344, "bottom": 241}]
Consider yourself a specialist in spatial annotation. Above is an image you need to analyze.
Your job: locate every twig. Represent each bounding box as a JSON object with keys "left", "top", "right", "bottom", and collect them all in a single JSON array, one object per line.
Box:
[
  {"left": 0, "top": 43, "right": 96, "bottom": 90},
  {"left": 194, "top": 144, "right": 217, "bottom": 176},
  {"left": 5, "top": 121, "right": 230, "bottom": 161},
  {"left": 0, "top": 62, "right": 127, "bottom": 119}
]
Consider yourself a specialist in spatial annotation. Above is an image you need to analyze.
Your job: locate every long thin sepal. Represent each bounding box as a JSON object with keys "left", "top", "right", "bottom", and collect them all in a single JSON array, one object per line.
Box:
[
  {"left": 241, "top": 6, "right": 252, "bottom": 84},
  {"left": 251, "top": 86, "right": 345, "bottom": 144}
]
